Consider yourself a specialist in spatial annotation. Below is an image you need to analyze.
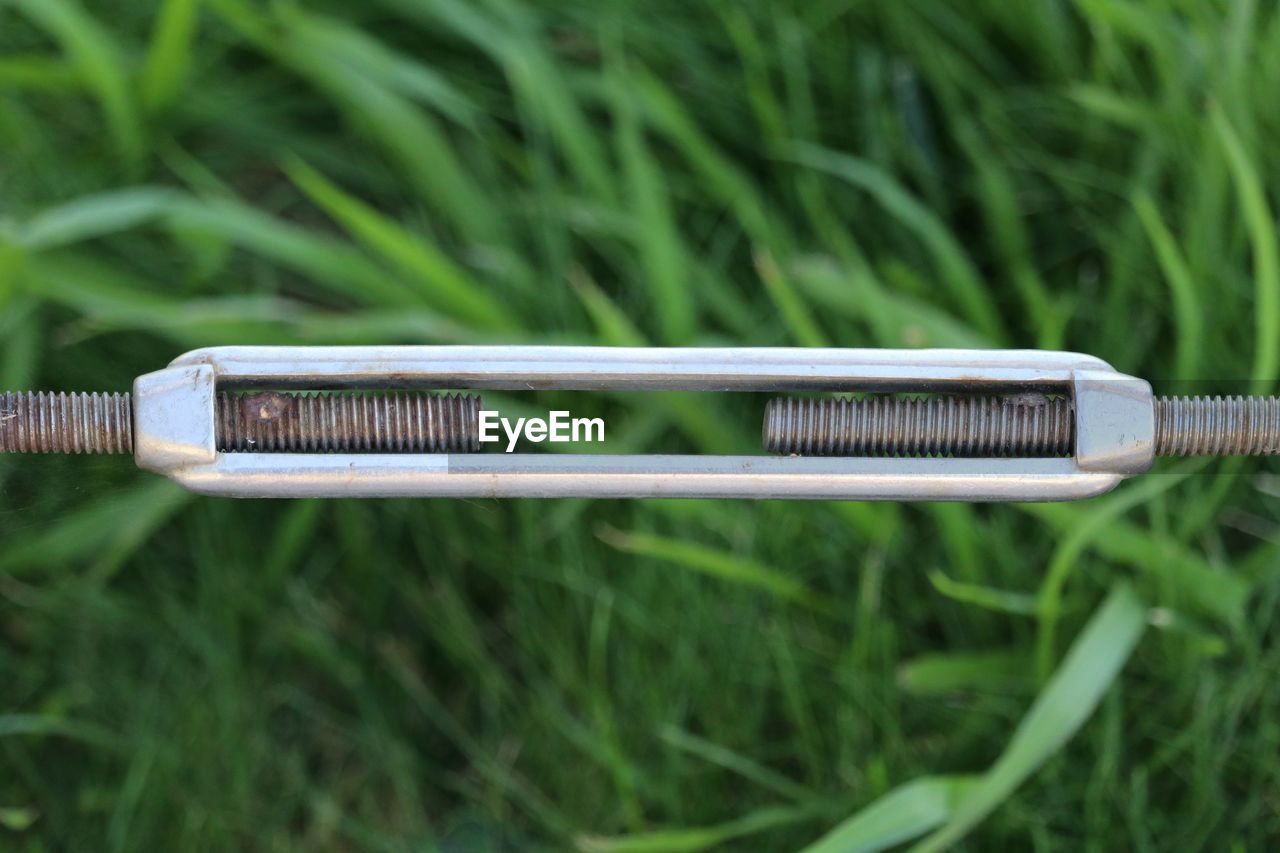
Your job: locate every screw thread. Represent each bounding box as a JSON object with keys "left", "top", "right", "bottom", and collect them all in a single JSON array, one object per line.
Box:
[
  {"left": 764, "top": 394, "right": 1280, "bottom": 458},
  {"left": 2, "top": 390, "right": 483, "bottom": 455},
  {"left": 217, "top": 391, "right": 482, "bottom": 453},
  {"left": 763, "top": 395, "right": 1074, "bottom": 457},
  {"left": 9, "top": 388, "right": 1277, "bottom": 460},
  {"left": 0, "top": 391, "right": 134, "bottom": 454},
  {"left": 1154, "top": 395, "right": 1280, "bottom": 456}
]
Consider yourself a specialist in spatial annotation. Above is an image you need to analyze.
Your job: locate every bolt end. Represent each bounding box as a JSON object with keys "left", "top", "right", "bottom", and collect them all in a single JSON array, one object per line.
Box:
[{"left": 0, "top": 391, "right": 134, "bottom": 454}]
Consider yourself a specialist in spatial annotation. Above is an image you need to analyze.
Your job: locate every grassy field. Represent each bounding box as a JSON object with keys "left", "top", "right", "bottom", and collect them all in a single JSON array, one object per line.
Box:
[{"left": 2, "top": 0, "right": 1280, "bottom": 849}]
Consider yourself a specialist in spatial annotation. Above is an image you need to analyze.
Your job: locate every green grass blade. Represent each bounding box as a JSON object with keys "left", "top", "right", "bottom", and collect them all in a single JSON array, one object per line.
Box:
[
  {"left": 801, "top": 776, "right": 979, "bottom": 853},
  {"left": 9, "top": 0, "right": 143, "bottom": 168},
  {"left": 0, "top": 479, "right": 191, "bottom": 579},
  {"left": 281, "top": 7, "right": 478, "bottom": 127},
  {"left": 164, "top": 195, "right": 420, "bottom": 307},
  {"left": 790, "top": 258, "right": 987, "bottom": 348},
  {"left": 284, "top": 158, "right": 518, "bottom": 331},
  {"left": 1034, "top": 467, "right": 1198, "bottom": 678},
  {"left": 15, "top": 187, "right": 179, "bottom": 250},
  {"left": 0, "top": 298, "right": 41, "bottom": 389},
  {"left": 569, "top": 266, "right": 648, "bottom": 347},
  {"left": 1211, "top": 103, "right": 1280, "bottom": 390},
  {"left": 306, "top": 71, "right": 503, "bottom": 249},
  {"left": 658, "top": 725, "right": 816, "bottom": 802},
  {"left": 141, "top": 0, "right": 200, "bottom": 112},
  {"left": 909, "top": 583, "right": 1147, "bottom": 852},
  {"left": 208, "top": 0, "right": 504, "bottom": 246},
  {"left": 578, "top": 804, "right": 818, "bottom": 853},
  {"left": 608, "top": 58, "right": 696, "bottom": 344},
  {"left": 0, "top": 714, "right": 125, "bottom": 751},
  {"left": 26, "top": 249, "right": 467, "bottom": 345},
  {"left": 632, "top": 71, "right": 826, "bottom": 346},
  {"left": 898, "top": 649, "right": 1032, "bottom": 696},
  {"left": 927, "top": 570, "right": 1038, "bottom": 616},
  {"left": 956, "top": 122, "right": 1055, "bottom": 345},
  {"left": 1133, "top": 192, "right": 1205, "bottom": 379},
  {"left": 1067, "top": 84, "right": 1158, "bottom": 131},
  {"left": 597, "top": 527, "right": 829, "bottom": 613},
  {"left": 754, "top": 247, "right": 829, "bottom": 347},
  {"left": 390, "top": 0, "right": 615, "bottom": 201},
  {"left": 0, "top": 54, "right": 82, "bottom": 91},
  {"left": 1021, "top": 487, "right": 1246, "bottom": 627},
  {"left": 789, "top": 143, "right": 1007, "bottom": 344}
]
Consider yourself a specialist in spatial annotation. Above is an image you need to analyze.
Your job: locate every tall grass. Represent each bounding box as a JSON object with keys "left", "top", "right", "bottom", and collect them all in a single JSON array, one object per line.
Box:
[{"left": 2, "top": 0, "right": 1280, "bottom": 848}]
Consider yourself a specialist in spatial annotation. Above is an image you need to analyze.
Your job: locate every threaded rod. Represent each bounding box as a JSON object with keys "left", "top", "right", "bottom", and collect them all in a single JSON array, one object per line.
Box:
[
  {"left": 1, "top": 390, "right": 483, "bottom": 454},
  {"left": 764, "top": 394, "right": 1280, "bottom": 458},
  {"left": 1155, "top": 395, "right": 1280, "bottom": 456},
  {"left": 0, "top": 391, "right": 134, "bottom": 454},
  {"left": 763, "top": 396, "right": 1074, "bottom": 457},
  {"left": 9, "top": 388, "right": 1279, "bottom": 460},
  {"left": 217, "top": 391, "right": 481, "bottom": 452}
]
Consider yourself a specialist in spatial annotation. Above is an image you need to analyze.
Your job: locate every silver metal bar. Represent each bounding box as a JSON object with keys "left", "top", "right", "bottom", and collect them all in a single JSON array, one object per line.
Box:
[
  {"left": 131, "top": 345, "right": 1155, "bottom": 501},
  {"left": 170, "top": 345, "right": 1110, "bottom": 391},
  {"left": 168, "top": 453, "right": 1121, "bottom": 501}
]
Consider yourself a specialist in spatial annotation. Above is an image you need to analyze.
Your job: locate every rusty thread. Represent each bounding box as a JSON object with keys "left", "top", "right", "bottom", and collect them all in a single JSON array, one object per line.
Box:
[
  {"left": 1, "top": 390, "right": 483, "bottom": 454},
  {"left": 0, "top": 391, "right": 134, "bottom": 454},
  {"left": 216, "top": 391, "right": 482, "bottom": 453}
]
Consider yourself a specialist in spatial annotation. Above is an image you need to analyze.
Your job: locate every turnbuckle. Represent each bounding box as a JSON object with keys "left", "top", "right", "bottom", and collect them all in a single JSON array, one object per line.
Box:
[{"left": 2, "top": 345, "right": 1277, "bottom": 501}]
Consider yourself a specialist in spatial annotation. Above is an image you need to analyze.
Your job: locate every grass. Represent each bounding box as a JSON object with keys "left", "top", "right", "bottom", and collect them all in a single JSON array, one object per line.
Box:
[{"left": 2, "top": 0, "right": 1280, "bottom": 848}]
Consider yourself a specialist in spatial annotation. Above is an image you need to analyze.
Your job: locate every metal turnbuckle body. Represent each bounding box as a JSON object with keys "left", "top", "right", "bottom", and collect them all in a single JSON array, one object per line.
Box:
[
  {"left": 138, "top": 346, "right": 1149, "bottom": 500},
  {"left": 2, "top": 345, "right": 1275, "bottom": 501}
]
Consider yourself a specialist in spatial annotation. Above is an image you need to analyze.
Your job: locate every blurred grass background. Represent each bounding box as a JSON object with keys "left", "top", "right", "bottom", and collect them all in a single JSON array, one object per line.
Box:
[{"left": 2, "top": 0, "right": 1280, "bottom": 848}]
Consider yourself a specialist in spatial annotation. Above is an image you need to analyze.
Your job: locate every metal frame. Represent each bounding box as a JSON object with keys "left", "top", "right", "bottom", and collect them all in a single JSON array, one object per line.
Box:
[{"left": 132, "top": 346, "right": 1155, "bottom": 501}]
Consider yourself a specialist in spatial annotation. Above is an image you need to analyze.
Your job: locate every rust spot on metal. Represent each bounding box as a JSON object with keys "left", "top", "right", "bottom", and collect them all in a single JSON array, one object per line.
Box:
[{"left": 241, "top": 391, "right": 293, "bottom": 423}]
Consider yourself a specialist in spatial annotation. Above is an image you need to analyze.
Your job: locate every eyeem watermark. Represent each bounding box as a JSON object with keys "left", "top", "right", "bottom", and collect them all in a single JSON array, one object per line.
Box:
[{"left": 479, "top": 410, "right": 605, "bottom": 452}]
